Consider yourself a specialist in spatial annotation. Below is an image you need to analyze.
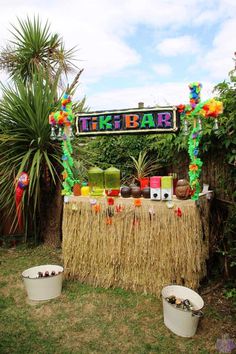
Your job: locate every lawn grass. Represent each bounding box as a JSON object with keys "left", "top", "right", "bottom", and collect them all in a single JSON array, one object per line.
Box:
[{"left": 0, "top": 245, "right": 235, "bottom": 354}]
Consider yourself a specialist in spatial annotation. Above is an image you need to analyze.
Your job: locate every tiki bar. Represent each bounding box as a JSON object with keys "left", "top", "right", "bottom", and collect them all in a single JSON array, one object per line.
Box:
[
  {"left": 47, "top": 82, "right": 223, "bottom": 297},
  {"left": 62, "top": 194, "right": 211, "bottom": 295}
]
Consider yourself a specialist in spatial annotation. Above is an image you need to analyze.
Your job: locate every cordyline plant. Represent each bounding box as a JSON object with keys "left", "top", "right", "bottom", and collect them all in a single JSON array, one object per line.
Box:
[
  {"left": 0, "top": 16, "right": 86, "bottom": 244},
  {"left": 0, "top": 71, "right": 62, "bottom": 239},
  {"left": 0, "top": 16, "right": 77, "bottom": 83}
]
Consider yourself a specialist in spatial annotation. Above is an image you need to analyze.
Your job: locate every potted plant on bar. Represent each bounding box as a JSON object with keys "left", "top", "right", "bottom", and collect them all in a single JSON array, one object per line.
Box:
[{"left": 130, "top": 151, "right": 162, "bottom": 189}]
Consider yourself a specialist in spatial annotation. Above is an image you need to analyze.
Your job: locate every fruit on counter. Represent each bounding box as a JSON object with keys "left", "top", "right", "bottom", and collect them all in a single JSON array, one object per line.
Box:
[
  {"left": 131, "top": 186, "right": 142, "bottom": 198},
  {"left": 120, "top": 186, "right": 131, "bottom": 198},
  {"left": 142, "top": 186, "right": 151, "bottom": 199}
]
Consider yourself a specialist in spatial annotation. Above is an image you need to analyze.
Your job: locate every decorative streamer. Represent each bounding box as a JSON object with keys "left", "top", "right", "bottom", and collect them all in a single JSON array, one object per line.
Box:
[
  {"left": 49, "top": 94, "right": 76, "bottom": 195},
  {"left": 178, "top": 83, "right": 223, "bottom": 201},
  {"left": 187, "top": 82, "right": 203, "bottom": 200}
]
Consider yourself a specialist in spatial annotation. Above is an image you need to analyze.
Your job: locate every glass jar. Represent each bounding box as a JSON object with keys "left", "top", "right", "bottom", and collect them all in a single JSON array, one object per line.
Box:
[
  {"left": 105, "top": 167, "right": 120, "bottom": 196},
  {"left": 88, "top": 167, "right": 104, "bottom": 196}
]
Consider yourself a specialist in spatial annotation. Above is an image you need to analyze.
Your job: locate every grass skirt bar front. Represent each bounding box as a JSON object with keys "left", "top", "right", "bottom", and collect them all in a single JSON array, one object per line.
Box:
[{"left": 62, "top": 196, "right": 210, "bottom": 296}]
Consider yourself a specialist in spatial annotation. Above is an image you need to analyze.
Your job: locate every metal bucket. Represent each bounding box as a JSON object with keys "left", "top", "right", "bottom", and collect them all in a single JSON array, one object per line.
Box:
[
  {"left": 22, "top": 264, "right": 63, "bottom": 301},
  {"left": 162, "top": 285, "right": 204, "bottom": 337}
]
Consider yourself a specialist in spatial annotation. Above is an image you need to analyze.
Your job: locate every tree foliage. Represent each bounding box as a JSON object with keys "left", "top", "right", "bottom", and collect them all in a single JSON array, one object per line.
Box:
[
  {"left": 83, "top": 69, "right": 236, "bottom": 198},
  {"left": 0, "top": 16, "right": 82, "bottom": 243},
  {"left": 0, "top": 71, "right": 61, "bottom": 233},
  {"left": 0, "top": 16, "right": 77, "bottom": 83},
  {"left": 214, "top": 72, "right": 236, "bottom": 166}
]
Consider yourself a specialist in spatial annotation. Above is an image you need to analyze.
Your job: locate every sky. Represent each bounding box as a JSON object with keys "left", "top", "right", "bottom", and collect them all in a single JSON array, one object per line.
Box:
[{"left": 0, "top": 0, "right": 235, "bottom": 111}]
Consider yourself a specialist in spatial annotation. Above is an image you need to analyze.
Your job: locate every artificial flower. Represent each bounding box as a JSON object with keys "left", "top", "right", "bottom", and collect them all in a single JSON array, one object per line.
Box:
[
  {"left": 107, "top": 197, "right": 114, "bottom": 206},
  {"left": 106, "top": 217, "right": 112, "bottom": 225},
  {"left": 62, "top": 171, "right": 68, "bottom": 179},
  {"left": 175, "top": 207, "right": 182, "bottom": 217},
  {"left": 189, "top": 164, "right": 198, "bottom": 171},
  {"left": 134, "top": 198, "right": 142, "bottom": 207},
  {"left": 93, "top": 204, "right": 101, "bottom": 213},
  {"left": 177, "top": 104, "right": 185, "bottom": 113},
  {"left": 115, "top": 205, "right": 123, "bottom": 213}
]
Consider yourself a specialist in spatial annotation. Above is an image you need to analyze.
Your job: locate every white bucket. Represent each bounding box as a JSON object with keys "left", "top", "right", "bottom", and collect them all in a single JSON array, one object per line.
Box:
[
  {"left": 22, "top": 265, "right": 63, "bottom": 301},
  {"left": 162, "top": 285, "right": 204, "bottom": 337}
]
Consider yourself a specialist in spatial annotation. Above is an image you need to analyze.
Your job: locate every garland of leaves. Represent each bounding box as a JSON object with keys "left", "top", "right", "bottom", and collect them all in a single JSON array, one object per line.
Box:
[
  {"left": 188, "top": 126, "right": 203, "bottom": 200},
  {"left": 178, "top": 83, "right": 223, "bottom": 201},
  {"left": 62, "top": 139, "right": 75, "bottom": 195},
  {"left": 187, "top": 82, "right": 203, "bottom": 200},
  {"left": 49, "top": 93, "right": 76, "bottom": 195}
]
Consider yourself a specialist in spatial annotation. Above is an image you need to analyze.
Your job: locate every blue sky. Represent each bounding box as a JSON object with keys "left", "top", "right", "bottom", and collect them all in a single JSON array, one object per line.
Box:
[{"left": 0, "top": 0, "right": 235, "bottom": 110}]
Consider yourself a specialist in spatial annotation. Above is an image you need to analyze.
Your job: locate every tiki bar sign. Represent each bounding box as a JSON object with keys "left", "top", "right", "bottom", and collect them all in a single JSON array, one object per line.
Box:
[{"left": 76, "top": 106, "right": 179, "bottom": 136}]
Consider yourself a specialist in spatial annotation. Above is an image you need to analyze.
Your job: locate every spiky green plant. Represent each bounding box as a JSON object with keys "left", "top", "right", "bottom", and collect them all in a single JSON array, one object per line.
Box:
[
  {"left": 0, "top": 16, "right": 77, "bottom": 83},
  {"left": 0, "top": 71, "right": 62, "bottom": 236},
  {"left": 130, "top": 151, "right": 162, "bottom": 181}
]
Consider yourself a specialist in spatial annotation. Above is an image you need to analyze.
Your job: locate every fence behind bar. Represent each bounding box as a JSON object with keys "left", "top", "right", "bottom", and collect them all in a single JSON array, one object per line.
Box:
[{"left": 169, "top": 150, "right": 235, "bottom": 203}]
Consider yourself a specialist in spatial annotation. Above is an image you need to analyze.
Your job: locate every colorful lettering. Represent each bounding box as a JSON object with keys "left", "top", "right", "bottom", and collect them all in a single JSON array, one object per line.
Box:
[
  {"left": 99, "top": 115, "right": 112, "bottom": 130},
  {"left": 91, "top": 117, "right": 98, "bottom": 130},
  {"left": 141, "top": 113, "right": 155, "bottom": 128},
  {"left": 157, "top": 112, "right": 172, "bottom": 128},
  {"left": 114, "top": 115, "right": 121, "bottom": 129},
  {"left": 77, "top": 108, "right": 177, "bottom": 135},
  {"left": 80, "top": 117, "right": 91, "bottom": 131},
  {"left": 125, "top": 114, "right": 139, "bottom": 128}
]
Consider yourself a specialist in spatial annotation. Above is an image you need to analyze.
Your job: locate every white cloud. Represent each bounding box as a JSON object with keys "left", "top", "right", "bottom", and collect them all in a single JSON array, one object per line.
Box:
[
  {"left": 156, "top": 35, "right": 200, "bottom": 56},
  {"left": 193, "top": 10, "right": 221, "bottom": 26},
  {"left": 0, "top": 0, "right": 235, "bottom": 107},
  {"left": 153, "top": 64, "right": 172, "bottom": 76},
  {"left": 197, "top": 18, "right": 236, "bottom": 80},
  {"left": 86, "top": 81, "right": 215, "bottom": 111},
  {"left": 0, "top": 1, "right": 141, "bottom": 85},
  {"left": 0, "top": 0, "right": 216, "bottom": 86}
]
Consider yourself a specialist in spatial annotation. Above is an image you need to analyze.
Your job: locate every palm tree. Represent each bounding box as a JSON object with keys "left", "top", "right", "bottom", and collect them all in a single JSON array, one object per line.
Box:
[{"left": 0, "top": 16, "right": 77, "bottom": 83}]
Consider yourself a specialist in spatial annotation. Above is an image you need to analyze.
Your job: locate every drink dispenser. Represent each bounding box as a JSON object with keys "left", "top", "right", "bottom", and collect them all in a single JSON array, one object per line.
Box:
[
  {"left": 150, "top": 176, "right": 161, "bottom": 200},
  {"left": 88, "top": 167, "right": 104, "bottom": 196},
  {"left": 161, "top": 176, "right": 173, "bottom": 201},
  {"left": 105, "top": 167, "right": 120, "bottom": 196}
]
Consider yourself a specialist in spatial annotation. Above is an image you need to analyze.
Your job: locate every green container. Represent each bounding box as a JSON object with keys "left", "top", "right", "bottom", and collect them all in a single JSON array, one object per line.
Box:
[
  {"left": 105, "top": 167, "right": 120, "bottom": 196},
  {"left": 88, "top": 167, "right": 104, "bottom": 196}
]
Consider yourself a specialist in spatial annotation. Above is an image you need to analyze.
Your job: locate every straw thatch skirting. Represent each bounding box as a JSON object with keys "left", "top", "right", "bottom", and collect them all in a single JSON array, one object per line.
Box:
[{"left": 62, "top": 196, "right": 210, "bottom": 296}]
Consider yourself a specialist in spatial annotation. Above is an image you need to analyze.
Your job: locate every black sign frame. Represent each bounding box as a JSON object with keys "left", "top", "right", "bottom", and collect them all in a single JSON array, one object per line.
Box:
[{"left": 75, "top": 106, "right": 179, "bottom": 136}]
